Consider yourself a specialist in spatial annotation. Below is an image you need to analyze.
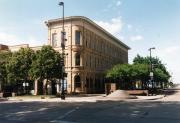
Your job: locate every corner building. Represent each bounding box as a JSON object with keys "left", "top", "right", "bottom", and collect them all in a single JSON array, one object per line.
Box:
[{"left": 45, "top": 16, "right": 130, "bottom": 94}]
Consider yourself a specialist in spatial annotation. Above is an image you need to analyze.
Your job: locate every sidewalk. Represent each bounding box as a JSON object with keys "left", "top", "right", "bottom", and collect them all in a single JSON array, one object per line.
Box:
[
  {"left": 5, "top": 94, "right": 165, "bottom": 103},
  {"left": 0, "top": 98, "right": 8, "bottom": 102},
  {"left": 136, "top": 95, "right": 165, "bottom": 100}
]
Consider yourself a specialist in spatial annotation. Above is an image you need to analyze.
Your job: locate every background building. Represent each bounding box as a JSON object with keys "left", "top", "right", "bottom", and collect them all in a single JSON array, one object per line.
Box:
[{"left": 45, "top": 16, "right": 130, "bottom": 94}]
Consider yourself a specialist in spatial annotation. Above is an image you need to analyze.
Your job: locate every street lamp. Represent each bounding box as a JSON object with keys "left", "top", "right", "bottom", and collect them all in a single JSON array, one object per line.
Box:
[
  {"left": 149, "top": 47, "right": 155, "bottom": 89},
  {"left": 59, "top": 1, "right": 65, "bottom": 100}
]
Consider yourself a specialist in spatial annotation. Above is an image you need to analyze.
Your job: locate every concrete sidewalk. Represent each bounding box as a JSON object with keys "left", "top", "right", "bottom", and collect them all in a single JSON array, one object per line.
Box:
[
  {"left": 0, "top": 98, "right": 8, "bottom": 102},
  {"left": 136, "top": 95, "right": 165, "bottom": 100},
  {"left": 4, "top": 94, "right": 166, "bottom": 103}
]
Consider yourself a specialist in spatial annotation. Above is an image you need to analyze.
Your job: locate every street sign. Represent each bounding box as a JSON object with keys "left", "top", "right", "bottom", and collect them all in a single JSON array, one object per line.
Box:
[{"left": 150, "top": 72, "right": 153, "bottom": 77}]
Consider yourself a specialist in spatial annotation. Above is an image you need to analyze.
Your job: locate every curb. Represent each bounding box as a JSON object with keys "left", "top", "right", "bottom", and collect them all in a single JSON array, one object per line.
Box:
[
  {"left": 137, "top": 95, "right": 165, "bottom": 100},
  {"left": 0, "top": 98, "right": 8, "bottom": 102}
]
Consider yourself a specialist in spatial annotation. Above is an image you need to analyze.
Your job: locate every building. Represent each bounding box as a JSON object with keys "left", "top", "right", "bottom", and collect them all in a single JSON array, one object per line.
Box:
[
  {"left": 0, "top": 44, "right": 9, "bottom": 51},
  {"left": 45, "top": 16, "right": 130, "bottom": 94},
  {"left": 0, "top": 16, "right": 130, "bottom": 94}
]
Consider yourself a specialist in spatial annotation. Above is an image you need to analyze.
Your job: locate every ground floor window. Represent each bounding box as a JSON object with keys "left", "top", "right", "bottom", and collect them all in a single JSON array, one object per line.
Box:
[{"left": 74, "top": 75, "right": 81, "bottom": 88}]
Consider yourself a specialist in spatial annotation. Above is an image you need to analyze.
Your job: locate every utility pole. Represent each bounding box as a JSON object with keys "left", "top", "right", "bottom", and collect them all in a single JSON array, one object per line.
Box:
[
  {"left": 59, "top": 1, "right": 65, "bottom": 100},
  {"left": 149, "top": 47, "right": 155, "bottom": 89}
]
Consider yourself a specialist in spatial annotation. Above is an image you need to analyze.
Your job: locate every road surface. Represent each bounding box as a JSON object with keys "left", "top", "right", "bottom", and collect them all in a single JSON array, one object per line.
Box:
[{"left": 0, "top": 86, "right": 180, "bottom": 123}]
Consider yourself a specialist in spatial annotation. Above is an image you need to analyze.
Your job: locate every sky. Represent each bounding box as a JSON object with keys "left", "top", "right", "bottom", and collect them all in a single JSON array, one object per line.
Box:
[{"left": 0, "top": 0, "right": 180, "bottom": 83}]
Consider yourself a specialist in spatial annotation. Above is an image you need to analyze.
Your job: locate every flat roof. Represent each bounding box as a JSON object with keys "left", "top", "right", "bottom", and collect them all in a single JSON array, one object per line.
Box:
[{"left": 45, "top": 16, "right": 130, "bottom": 50}]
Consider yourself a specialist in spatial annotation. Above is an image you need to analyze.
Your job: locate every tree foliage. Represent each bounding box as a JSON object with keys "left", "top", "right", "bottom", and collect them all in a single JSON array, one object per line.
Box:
[
  {"left": 6, "top": 48, "right": 34, "bottom": 85},
  {"left": 0, "top": 51, "right": 12, "bottom": 92},
  {"left": 0, "top": 45, "right": 62, "bottom": 93},
  {"left": 29, "top": 45, "right": 62, "bottom": 81},
  {"left": 133, "top": 54, "right": 170, "bottom": 81},
  {"left": 106, "top": 54, "right": 171, "bottom": 89}
]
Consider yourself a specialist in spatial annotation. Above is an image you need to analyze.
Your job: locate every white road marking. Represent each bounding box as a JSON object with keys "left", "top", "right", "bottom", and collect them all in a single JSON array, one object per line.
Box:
[
  {"left": 50, "top": 107, "right": 79, "bottom": 123},
  {"left": 58, "top": 107, "right": 79, "bottom": 119}
]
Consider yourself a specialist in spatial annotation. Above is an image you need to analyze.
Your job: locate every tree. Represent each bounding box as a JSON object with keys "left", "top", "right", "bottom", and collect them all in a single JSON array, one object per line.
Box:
[
  {"left": 6, "top": 48, "right": 34, "bottom": 93},
  {"left": 29, "top": 45, "right": 62, "bottom": 94},
  {"left": 106, "top": 55, "right": 171, "bottom": 90},
  {"left": 0, "top": 51, "right": 12, "bottom": 92},
  {"left": 106, "top": 64, "right": 149, "bottom": 89},
  {"left": 133, "top": 54, "right": 170, "bottom": 86}
]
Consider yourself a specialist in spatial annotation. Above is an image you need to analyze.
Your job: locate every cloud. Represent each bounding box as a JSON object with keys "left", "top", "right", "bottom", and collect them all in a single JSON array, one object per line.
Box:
[
  {"left": 116, "top": 1, "right": 122, "bottom": 6},
  {"left": 163, "top": 46, "right": 180, "bottom": 54},
  {"left": 156, "top": 46, "right": 180, "bottom": 83},
  {"left": 102, "top": 0, "right": 122, "bottom": 12},
  {"left": 0, "top": 32, "right": 43, "bottom": 47},
  {"left": 95, "top": 17, "right": 123, "bottom": 35},
  {"left": 130, "top": 35, "right": 144, "bottom": 41},
  {"left": 0, "top": 32, "right": 22, "bottom": 45},
  {"left": 127, "top": 24, "right": 132, "bottom": 30},
  {"left": 118, "top": 35, "right": 124, "bottom": 40},
  {"left": 0, "top": 32, "right": 18, "bottom": 42}
]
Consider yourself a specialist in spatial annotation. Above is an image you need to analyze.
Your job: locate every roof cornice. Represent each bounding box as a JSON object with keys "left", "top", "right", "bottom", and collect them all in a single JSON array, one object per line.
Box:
[{"left": 45, "top": 16, "right": 130, "bottom": 50}]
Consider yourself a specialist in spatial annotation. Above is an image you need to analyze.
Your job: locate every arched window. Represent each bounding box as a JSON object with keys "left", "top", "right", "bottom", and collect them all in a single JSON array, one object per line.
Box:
[
  {"left": 75, "top": 53, "right": 80, "bottom": 66},
  {"left": 74, "top": 75, "right": 81, "bottom": 88}
]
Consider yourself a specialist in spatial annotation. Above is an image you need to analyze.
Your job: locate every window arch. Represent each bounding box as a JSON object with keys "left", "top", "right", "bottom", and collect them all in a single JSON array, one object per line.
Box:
[
  {"left": 75, "top": 53, "right": 80, "bottom": 66},
  {"left": 74, "top": 75, "right": 81, "bottom": 88}
]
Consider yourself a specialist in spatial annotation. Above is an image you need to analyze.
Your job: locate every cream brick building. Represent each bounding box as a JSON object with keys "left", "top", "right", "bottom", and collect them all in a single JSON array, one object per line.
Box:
[{"left": 45, "top": 16, "right": 130, "bottom": 94}]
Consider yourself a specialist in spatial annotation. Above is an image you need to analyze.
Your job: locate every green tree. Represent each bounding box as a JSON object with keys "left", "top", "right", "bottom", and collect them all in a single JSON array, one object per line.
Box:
[
  {"left": 106, "top": 55, "right": 171, "bottom": 90},
  {"left": 0, "top": 51, "right": 12, "bottom": 92},
  {"left": 106, "top": 64, "right": 133, "bottom": 89},
  {"left": 106, "top": 64, "right": 149, "bottom": 89},
  {"left": 6, "top": 48, "right": 34, "bottom": 92},
  {"left": 29, "top": 45, "right": 62, "bottom": 94},
  {"left": 133, "top": 54, "right": 170, "bottom": 86}
]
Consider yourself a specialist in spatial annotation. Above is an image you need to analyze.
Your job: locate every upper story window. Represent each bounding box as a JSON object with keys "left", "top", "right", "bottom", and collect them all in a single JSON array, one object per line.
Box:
[
  {"left": 52, "top": 33, "right": 57, "bottom": 47},
  {"left": 61, "top": 31, "right": 66, "bottom": 49},
  {"left": 75, "top": 53, "right": 80, "bottom": 66},
  {"left": 86, "top": 39, "right": 88, "bottom": 47},
  {"left": 75, "top": 31, "right": 81, "bottom": 45}
]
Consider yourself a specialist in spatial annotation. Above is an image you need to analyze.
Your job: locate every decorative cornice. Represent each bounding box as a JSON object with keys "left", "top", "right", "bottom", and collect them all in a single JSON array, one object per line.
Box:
[{"left": 45, "top": 16, "right": 130, "bottom": 50}]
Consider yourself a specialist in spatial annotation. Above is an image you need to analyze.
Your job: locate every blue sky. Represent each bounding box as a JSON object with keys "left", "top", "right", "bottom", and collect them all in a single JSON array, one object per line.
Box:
[{"left": 0, "top": 0, "right": 180, "bottom": 83}]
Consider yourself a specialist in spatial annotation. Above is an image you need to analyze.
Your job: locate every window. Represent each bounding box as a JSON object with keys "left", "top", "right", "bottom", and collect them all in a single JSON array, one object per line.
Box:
[
  {"left": 86, "top": 78, "right": 89, "bottom": 88},
  {"left": 52, "top": 33, "right": 57, "bottom": 47},
  {"left": 75, "top": 53, "right": 80, "bottom": 66},
  {"left": 75, "top": 75, "right": 81, "bottom": 88},
  {"left": 86, "top": 39, "right": 88, "bottom": 47},
  {"left": 86, "top": 56, "right": 88, "bottom": 66},
  {"left": 75, "top": 31, "right": 81, "bottom": 45},
  {"left": 89, "top": 55, "right": 91, "bottom": 67},
  {"left": 61, "top": 31, "right": 66, "bottom": 49}
]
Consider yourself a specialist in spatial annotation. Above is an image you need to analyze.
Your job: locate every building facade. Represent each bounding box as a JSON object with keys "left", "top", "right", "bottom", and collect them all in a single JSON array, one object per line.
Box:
[{"left": 45, "top": 16, "right": 130, "bottom": 94}]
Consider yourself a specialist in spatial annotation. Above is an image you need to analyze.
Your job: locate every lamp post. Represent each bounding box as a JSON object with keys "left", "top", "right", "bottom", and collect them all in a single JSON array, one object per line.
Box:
[
  {"left": 149, "top": 47, "right": 155, "bottom": 89},
  {"left": 59, "top": 1, "right": 65, "bottom": 100}
]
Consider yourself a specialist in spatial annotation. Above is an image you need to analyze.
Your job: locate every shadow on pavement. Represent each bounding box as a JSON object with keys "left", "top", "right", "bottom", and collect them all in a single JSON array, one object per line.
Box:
[{"left": 1, "top": 100, "right": 180, "bottom": 123}]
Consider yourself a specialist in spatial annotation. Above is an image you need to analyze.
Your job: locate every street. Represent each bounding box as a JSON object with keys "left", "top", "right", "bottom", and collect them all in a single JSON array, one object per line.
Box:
[
  {"left": 0, "top": 99, "right": 180, "bottom": 123},
  {"left": 1, "top": 86, "right": 180, "bottom": 123}
]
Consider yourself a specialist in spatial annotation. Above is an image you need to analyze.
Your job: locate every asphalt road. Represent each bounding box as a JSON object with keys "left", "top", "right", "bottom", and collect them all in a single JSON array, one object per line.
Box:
[{"left": 0, "top": 100, "right": 180, "bottom": 123}]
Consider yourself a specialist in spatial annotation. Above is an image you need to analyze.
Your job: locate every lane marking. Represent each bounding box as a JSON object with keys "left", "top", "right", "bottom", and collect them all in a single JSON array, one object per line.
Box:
[
  {"left": 50, "top": 107, "right": 79, "bottom": 123},
  {"left": 58, "top": 107, "right": 79, "bottom": 119}
]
